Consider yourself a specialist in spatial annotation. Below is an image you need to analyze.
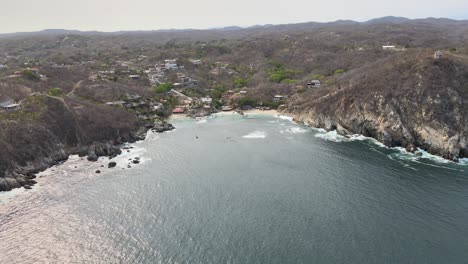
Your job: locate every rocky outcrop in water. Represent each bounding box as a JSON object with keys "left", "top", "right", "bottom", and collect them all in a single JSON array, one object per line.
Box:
[
  {"left": 152, "top": 122, "right": 175, "bottom": 133},
  {"left": 281, "top": 53, "right": 468, "bottom": 161}
]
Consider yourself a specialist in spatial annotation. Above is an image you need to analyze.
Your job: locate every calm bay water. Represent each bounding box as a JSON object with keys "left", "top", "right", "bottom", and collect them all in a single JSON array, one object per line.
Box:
[{"left": 1, "top": 114, "right": 467, "bottom": 263}]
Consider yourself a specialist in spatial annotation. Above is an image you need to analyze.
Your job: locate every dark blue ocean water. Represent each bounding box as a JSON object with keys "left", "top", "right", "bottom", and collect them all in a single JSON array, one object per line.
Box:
[{"left": 1, "top": 114, "right": 467, "bottom": 263}]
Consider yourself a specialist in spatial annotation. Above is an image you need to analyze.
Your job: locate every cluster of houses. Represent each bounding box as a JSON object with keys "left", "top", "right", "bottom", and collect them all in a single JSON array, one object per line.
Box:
[
  {"left": 209, "top": 62, "right": 237, "bottom": 76},
  {"left": 105, "top": 94, "right": 166, "bottom": 120},
  {"left": 146, "top": 59, "right": 198, "bottom": 87},
  {"left": 166, "top": 89, "right": 215, "bottom": 114}
]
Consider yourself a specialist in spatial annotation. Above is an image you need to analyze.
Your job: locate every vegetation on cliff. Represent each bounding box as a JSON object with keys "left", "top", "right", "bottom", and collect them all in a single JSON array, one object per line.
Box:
[{"left": 1, "top": 17, "right": 468, "bottom": 190}]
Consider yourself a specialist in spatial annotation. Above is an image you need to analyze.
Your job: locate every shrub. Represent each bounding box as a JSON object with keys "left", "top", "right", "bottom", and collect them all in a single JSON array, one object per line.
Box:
[
  {"left": 23, "top": 69, "right": 39, "bottom": 80},
  {"left": 154, "top": 83, "right": 174, "bottom": 94},
  {"left": 47, "top": 87, "right": 63, "bottom": 97},
  {"left": 281, "top": 79, "right": 296, "bottom": 84},
  {"left": 312, "top": 74, "right": 325, "bottom": 80},
  {"left": 209, "top": 85, "right": 227, "bottom": 100},
  {"left": 236, "top": 97, "right": 257, "bottom": 107},
  {"left": 268, "top": 60, "right": 296, "bottom": 83},
  {"left": 334, "top": 69, "right": 346, "bottom": 75},
  {"left": 233, "top": 77, "right": 248, "bottom": 88}
]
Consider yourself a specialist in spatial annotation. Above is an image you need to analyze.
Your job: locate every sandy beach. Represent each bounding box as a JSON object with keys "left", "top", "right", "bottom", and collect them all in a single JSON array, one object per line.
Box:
[{"left": 169, "top": 109, "right": 279, "bottom": 120}]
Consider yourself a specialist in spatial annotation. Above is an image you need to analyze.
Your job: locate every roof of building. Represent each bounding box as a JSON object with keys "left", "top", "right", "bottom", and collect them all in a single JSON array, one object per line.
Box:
[
  {"left": 0, "top": 99, "right": 15, "bottom": 107},
  {"left": 172, "top": 107, "right": 185, "bottom": 113}
]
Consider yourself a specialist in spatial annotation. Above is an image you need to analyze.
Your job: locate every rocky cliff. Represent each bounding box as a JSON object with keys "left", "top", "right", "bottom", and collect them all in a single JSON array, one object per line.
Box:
[
  {"left": 281, "top": 52, "right": 468, "bottom": 161},
  {"left": 0, "top": 95, "right": 146, "bottom": 191}
]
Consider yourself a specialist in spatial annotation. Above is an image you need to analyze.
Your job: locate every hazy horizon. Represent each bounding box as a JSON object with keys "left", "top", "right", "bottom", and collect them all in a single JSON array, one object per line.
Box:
[{"left": 1, "top": 0, "right": 467, "bottom": 34}]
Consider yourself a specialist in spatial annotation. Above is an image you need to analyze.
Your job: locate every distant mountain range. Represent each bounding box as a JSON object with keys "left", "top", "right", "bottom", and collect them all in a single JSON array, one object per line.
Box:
[{"left": 1, "top": 16, "right": 467, "bottom": 38}]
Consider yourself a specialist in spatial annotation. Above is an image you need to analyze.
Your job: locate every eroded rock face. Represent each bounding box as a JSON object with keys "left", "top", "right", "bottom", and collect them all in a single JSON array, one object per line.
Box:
[
  {"left": 282, "top": 55, "right": 468, "bottom": 161},
  {"left": 0, "top": 95, "right": 143, "bottom": 191}
]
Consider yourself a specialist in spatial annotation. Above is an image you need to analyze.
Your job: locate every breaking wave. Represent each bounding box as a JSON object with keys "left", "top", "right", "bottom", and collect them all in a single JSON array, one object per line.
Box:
[
  {"left": 274, "top": 115, "right": 294, "bottom": 122},
  {"left": 313, "top": 129, "right": 466, "bottom": 166},
  {"left": 242, "top": 131, "right": 267, "bottom": 139},
  {"left": 282, "top": 126, "right": 308, "bottom": 134},
  {"left": 314, "top": 130, "right": 348, "bottom": 142}
]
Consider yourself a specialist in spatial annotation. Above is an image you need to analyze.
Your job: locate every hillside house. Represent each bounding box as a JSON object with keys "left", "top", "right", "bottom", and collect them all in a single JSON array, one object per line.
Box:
[
  {"left": 0, "top": 100, "right": 20, "bottom": 111},
  {"left": 190, "top": 59, "right": 203, "bottom": 65},
  {"left": 222, "top": 105, "right": 233, "bottom": 111},
  {"left": 307, "top": 80, "right": 321, "bottom": 88},
  {"left": 148, "top": 75, "right": 161, "bottom": 85},
  {"left": 165, "top": 59, "right": 178, "bottom": 70},
  {"left": 434, "top": 51, "right": 443, "bottom": 59},
  {"left": 200, "top": 97, "right": 213, "bottom": 105},
  {"left": 273, "top": 95, "right": 286, "bottom": 102}
]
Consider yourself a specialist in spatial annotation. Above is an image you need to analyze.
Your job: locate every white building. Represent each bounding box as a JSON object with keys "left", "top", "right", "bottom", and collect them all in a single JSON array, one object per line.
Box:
[
  {"left": 307, "top": 80, "right": 321, "bottom": 88},
  {"left": 273, "top": 95, "right": 285, "bottom": 102},
  {"left": 200, "top": 97, "right": 213, "bottom": 105},
  {"left": 165, "top": 59, "right": 178, "bottom": 70}
]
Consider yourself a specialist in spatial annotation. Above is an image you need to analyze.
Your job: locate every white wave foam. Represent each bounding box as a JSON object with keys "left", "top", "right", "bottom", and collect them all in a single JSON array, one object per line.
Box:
[
  {"left": 310, "top": 127, "right": 327, "bottom": 133},
  {"left": 312, "top": 129, "right": 461, "bottom": 166},
  {"left": 282, "top": 126, "right": 308, "bottom": 134},
  {"left": 196, "top": 118, "right": 208, "bottom": 124},
  {"left": 274, "top": 114, "right": 294, "bottom": 122},
  {"left": 242, "top": 131, "right": 267, "bottom": 139},
  {"left": 391, "top": 148, "right": 451, "bottom": 164},
  {"left": 314, "top": 130, "right": 348, "bottom": 142},
  {"left": 112, "top": 145, "right": 150, "bottom": 167}
]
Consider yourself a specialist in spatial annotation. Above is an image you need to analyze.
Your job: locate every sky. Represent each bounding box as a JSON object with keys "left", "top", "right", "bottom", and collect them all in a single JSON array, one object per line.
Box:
[{"left": 1, "top": 0, "right": 467, "bottom": 33}]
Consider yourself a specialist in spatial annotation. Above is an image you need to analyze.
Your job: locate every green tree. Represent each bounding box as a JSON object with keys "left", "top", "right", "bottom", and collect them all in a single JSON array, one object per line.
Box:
[
  {"left": 23, "top": 69, "right": 39, "bottom": 80},
  {"left": 233, "top": 78, "right": 248, "bottom": 88},
  {"left": 47, "top": 87, "right": 63, "bottom": 97},
  {"left": 154, "top": 83, "right": 174, "bottom": 94}
]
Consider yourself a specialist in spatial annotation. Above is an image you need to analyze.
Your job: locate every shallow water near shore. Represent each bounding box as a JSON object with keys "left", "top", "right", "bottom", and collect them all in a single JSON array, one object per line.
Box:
[{"left": 1, "top": 114, "right": 468, "bottom": 263}]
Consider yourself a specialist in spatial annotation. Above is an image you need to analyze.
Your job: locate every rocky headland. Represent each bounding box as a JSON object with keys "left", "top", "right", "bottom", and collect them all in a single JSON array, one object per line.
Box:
[
  {"left": 0, "top": 94, "right": 173, "bottom": 191},
  {"left": 280, "top": 52, "right": 468, "bottom": 161}
]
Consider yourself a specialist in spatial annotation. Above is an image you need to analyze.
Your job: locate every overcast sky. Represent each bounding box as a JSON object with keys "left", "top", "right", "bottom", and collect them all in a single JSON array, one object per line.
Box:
[{"left": 1, "top": 0, "right": 467, "bottom": 33}]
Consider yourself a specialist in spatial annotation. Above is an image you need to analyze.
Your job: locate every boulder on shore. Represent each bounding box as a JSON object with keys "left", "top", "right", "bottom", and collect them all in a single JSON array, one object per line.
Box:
[{"left": 153, "top": 122, "right": 175, "bottom": 133}]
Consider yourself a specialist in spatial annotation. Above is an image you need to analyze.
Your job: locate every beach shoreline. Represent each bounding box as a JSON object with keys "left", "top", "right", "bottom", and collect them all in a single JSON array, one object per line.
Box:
[{"left": 169, "top": 109, "right": 280, "bottom": 120}]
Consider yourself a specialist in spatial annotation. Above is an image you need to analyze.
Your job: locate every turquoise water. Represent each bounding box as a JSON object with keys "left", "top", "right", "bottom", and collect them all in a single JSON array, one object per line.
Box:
[{"left": 1, "top": 114, "right": 467, "bottom": 263}]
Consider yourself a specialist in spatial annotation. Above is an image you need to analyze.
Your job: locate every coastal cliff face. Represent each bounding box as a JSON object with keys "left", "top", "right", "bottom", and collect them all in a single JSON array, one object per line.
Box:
[
  {"left": 281, "top": 53, "right": 468, "bottom": 161},
  {"left": 0, "top": 95, "right": 144, "bottom": 191}
]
